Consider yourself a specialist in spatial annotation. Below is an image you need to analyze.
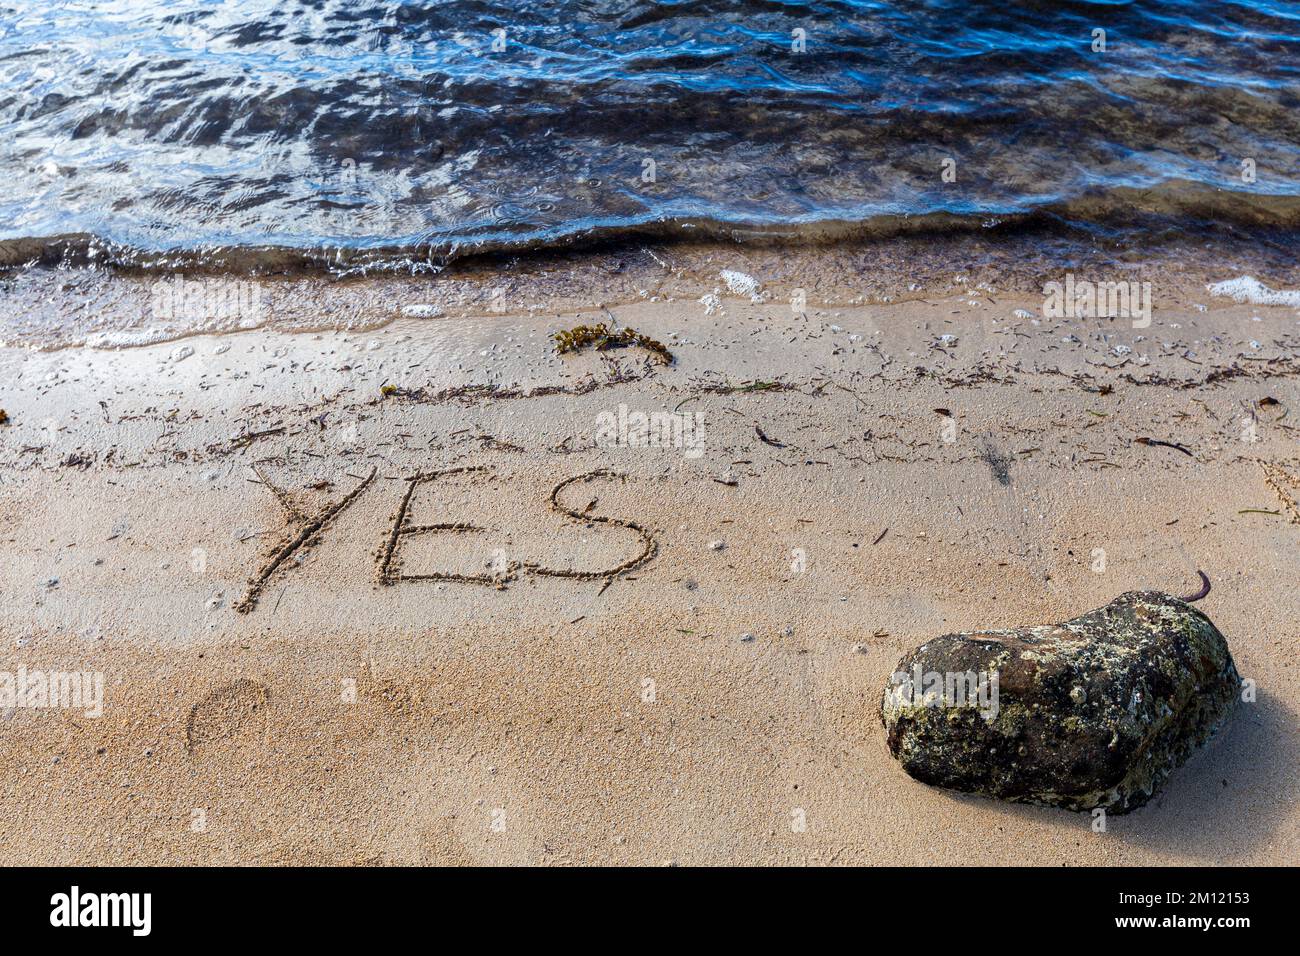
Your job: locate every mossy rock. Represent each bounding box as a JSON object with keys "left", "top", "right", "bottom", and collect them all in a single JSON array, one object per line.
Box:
[{"left": 880, "top": 591, "right": 1240, "bottom": 813}]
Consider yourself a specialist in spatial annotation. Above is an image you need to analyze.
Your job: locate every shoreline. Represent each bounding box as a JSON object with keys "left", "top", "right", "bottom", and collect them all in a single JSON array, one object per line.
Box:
[
  {"left": 1, "top": 266, "right": 1298, "bottom": 864},
  {"left": 3, "top": 233, "right": 1298, "bottom": 351}
]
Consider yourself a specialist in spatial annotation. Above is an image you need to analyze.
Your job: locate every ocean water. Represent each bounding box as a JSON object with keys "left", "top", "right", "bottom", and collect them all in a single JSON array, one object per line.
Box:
[{"left": 1, "top": 0, "right": 1298, "bottom": 272}]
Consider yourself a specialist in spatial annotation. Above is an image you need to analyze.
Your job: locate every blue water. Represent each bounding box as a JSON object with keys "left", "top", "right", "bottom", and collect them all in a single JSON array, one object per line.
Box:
[{"left": 1, "top": 0, "right": 1297, "bottom": 269}]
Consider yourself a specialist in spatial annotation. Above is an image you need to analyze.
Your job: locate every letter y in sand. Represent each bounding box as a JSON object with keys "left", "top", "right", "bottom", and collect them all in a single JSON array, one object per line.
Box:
[{"left": 235, "top": 466, "right": 377, "bottom": 613}]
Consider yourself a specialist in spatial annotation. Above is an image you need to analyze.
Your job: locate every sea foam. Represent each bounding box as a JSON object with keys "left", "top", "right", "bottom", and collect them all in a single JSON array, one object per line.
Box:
[
  {"left": 1206, "top": 276, "right": 1300, "bottom": 308},
  {"left": 720, "top": 270, "right": 765, "bottom": 303}
]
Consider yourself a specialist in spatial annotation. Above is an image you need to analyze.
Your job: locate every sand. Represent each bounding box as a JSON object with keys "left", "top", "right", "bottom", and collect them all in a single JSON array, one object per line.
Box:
[{"left": 0, "top": 269, "right": 1297, "bottom": 865}]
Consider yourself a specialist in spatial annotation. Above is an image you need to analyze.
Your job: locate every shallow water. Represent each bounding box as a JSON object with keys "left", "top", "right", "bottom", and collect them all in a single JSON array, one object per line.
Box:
[{"left": 1, "top": 0, "right": 1298, "bottom": 272}]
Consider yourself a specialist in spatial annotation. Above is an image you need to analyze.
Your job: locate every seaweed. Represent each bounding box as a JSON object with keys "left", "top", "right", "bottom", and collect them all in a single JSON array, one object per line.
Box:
[{"left": 552, "top": 323, "right": 673, "bottom": 363}]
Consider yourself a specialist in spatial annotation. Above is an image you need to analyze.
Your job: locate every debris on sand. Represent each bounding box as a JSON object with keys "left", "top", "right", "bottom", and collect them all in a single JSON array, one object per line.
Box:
[
  {"left": 0, "top": 408, "right": 8, "bottom": 425},
  {"left": 1134, "top": 436, "right": 1195, "bottom": 458},
  {"left": 881, "top": 589, "right": 1240, "bottom": 813}
]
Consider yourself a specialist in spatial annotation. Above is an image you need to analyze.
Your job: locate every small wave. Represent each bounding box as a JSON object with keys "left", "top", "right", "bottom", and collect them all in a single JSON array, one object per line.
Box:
[{"left": 3, "top": 183, "right": 1298, "bottom": 279}]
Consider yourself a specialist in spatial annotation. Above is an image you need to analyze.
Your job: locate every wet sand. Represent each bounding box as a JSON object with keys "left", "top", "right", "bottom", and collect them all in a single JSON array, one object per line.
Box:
[{"left": 0, "top": 268, "right": 1297, "bottom": 864}]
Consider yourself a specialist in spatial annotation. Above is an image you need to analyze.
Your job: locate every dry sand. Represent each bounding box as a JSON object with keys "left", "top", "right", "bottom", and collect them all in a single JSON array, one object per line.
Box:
[{"left": 0, "top": 271, "right": 1297, "bottom": 865}]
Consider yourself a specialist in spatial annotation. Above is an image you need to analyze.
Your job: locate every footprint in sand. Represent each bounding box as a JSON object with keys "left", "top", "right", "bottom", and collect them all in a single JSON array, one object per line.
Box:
[{"left": 186, "top": 679, "right": 269, "bottom": 750}]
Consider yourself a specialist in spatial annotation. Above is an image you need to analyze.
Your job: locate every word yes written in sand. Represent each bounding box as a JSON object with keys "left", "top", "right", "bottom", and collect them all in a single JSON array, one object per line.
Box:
[{"left": 236, "top": 467, "right": 656, "bottom": 612}]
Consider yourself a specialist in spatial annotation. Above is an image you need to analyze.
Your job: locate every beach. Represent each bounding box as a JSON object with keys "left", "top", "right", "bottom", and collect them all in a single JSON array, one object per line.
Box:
[{"left": 1, "top": 259, "right": 1296, "bottom": 865}]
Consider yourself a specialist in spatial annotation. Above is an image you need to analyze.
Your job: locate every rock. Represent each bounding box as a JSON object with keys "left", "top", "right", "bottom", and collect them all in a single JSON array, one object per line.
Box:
[{"left": 880, "top": 590, "right": 1240, "bottom": 813}]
